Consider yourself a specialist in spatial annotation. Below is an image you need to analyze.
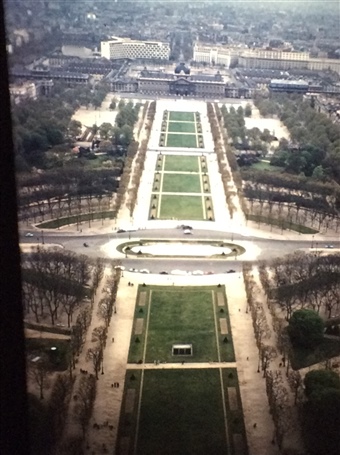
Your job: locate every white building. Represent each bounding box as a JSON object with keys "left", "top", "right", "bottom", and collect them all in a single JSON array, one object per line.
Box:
[
  {"left": 193, "top": 44, "right": 232, "bottom": 67},
  {"left": 101, "top": 36, "right": 170, "bottom": 61}
]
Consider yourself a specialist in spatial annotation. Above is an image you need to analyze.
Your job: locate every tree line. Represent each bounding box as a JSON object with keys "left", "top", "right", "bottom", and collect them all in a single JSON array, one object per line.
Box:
[{"left": 18, "top": 167, "right": 121, "bottom": 226}]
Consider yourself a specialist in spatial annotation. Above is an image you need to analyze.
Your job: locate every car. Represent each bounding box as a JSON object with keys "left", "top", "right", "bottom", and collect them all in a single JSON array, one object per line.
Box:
[
  {"left": 159, "top": 271, "right": 168, "bottom": 275},
  {"left": 25, "top": 232, "right": 34, "bottom": 237},
  {"left": 140, "top": 269, "right": 150, "bottom": 274},
  {"left": 117, "top": 229, "right": 126, "bottom": 233},
  {"left": 227, "top": 269, "right": 236, "bottom": 273},
  {"left": 325, "top": 245, "right": 334, "bottom": 248},
  {"left": 182, "top": 225, "right": 193, "bottom": 230},
  {"left": 83, "top": 243, "right": 89, "bottom": 247},
  {"left": 192, "top": 270, "right": 204, "bottom": 275},
  {"left": 183, "top": 229, "right": 192, "bottom": 235}
]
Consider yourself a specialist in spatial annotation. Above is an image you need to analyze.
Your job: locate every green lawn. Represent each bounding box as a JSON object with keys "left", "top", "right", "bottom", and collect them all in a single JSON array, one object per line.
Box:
[
  {"left": 137, "top": 369, "right": 228, "bottom": 455},
  {"left": 159, "top": 194, "right": 204, "bottom": 219},
  {"left": 166, "top": 133, "right": 198, "bottom": 148},
  {"left": 162, "top": 173, "right": 202, "bottom": 193},
  {"left": 163, "top": 155, "right": 200, "bottom": 172},
  {"left": 169, "top": 111, "right": 195, "bottom": 122},
  {"left": 145, "top": 289, "right": 217, "bottom": 362},
  {"left": 168, "top": 121, "right": 196, "bottom": 133}
]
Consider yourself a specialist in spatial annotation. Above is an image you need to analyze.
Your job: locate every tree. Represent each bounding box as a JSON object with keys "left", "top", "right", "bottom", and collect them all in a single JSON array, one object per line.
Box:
[
  {"left": 91, "top": 326, "right": 107, "bottom": 351},
  {"left": 303, "top": 371, "right": 340, "bottom": 455},
  {"left": 288, "top": 370, "right": 303, "bottom": 405},
  {"left": 97, "top": 297, "right": 113, "bottom": 327},
  {"left": 118, "top": 99, "right": 125, "bottom": 110},
  {"left": 99, "top": 122, "right": 113, "bottom": 140},
  {"left": 28, "top": 358, "right": 50, "bottom": 399},
  {"left": 244, "top": 103, "right": 252, "bottom": 117},
  {"left": 86, "top": 346, "right": 102, "bottom": 380},
  {"left": 304, "top": 370, "right": 340, "bottom": 397},
  {"left": 69, "top": 120, "right": 82, "bottom": 138},
  {"left": 73, "top": 375, "right": 96, "bottom": 438},
  {"left": 109, "top": 98, "right": 117, "bottom": 110},
  {"left": 288, "top": 309, "right": 324, "bottom": 349}
]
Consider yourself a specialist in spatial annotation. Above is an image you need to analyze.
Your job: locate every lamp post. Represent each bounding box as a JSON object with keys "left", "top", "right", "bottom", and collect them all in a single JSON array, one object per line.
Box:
[{"left": 41, "top": 230, "right": 45, "bottom": 245}]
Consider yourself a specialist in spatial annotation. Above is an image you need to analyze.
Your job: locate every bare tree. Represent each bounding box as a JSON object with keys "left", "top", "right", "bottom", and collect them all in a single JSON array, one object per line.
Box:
[
  {"left": 97, "top": 297, "right": 113, "bottom": 327},
  {"left": 28, "top": 357, "right": 50, "bottom": 399},
  {"left": 91, "top": 326, "right": 107, "bottom": 351},
  {"left": 92, "top": 257, "right": 105, "bottom": 294},
  {"left": 86, "top": 346, "right": 102, "bottom": 380},
  {"left": 260, "top": 345, "right": 277, "bottom": 377},
  {"left": 287, "top": 370, "right": 303, "bottom": 405},
  {"left": 73, "top": 375, "right": 97, "bottom": 438}
]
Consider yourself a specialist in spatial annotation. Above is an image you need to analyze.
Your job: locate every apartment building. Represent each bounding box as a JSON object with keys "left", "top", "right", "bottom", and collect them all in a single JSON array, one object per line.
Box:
[{"left": 101, "top": 37, "right": 170, "bottom": 61}]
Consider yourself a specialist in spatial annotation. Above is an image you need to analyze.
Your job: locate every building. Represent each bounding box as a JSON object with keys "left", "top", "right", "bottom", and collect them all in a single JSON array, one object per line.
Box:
[
  {"left": 10, "top": 67, "right": 89, "bottom": 85},
  {"left": 193, "top": 43, "right": 340, "bottom": 75},
  {"left": 193, "top": 44, "right": 234, "bottom": 67},
  {"left": 111, "top": 63, "right": 252, "bottom": 98},
  {"left": 268, "top": 79, "right": 309, "bottom": 94},
  {"left": 101, "top": 36, "right": 170, "bottom": 61}
]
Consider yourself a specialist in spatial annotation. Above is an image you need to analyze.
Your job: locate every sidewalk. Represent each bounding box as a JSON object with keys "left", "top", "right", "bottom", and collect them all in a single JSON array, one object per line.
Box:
[{"left": 84, "top": 275, "right": 138, "bottom": 455}]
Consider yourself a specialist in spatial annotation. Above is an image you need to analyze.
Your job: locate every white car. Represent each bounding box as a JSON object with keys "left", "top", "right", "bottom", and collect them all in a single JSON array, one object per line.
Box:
[
  {"left": 192, "top": 270, "right": 204, "bottom": 275},
  {"left": 140, "top": 269, "right": 150, "bottom": 274},
  {"left": 25, "top": 232, "right": 34, "bottom": 237},
  {"left": 183, "top": 229, "right": 192, "bottom": 235}
]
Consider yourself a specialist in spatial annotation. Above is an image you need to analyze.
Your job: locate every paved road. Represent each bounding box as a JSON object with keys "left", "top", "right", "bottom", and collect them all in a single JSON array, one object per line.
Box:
[{"left": 20, "top": 227, "right": 338, "bottom": 274}]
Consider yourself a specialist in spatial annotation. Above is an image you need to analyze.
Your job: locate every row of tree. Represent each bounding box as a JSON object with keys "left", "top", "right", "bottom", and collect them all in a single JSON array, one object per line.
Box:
[
  {"left": 18, "top": 167, "right": 121, "bottom": 225},
  {"left": 242, "top": 264, "right": 296, "bottom": 450},
  {"left": 207, "top": 102, "right": 239, "bottom": 218},
  {"left": 126, "top": 101, "right": 156, "bottom": 217},
  {"left": 259, "top": 252, "right": 340, "bottom": 321},
  {"left": 22, "top": 249, "right": 92, "bottom": 326}
]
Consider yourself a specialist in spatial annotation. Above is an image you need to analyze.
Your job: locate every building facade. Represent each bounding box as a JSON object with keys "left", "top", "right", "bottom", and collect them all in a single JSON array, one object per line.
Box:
[
  {"left": 193, "top": 44, "right": 232, "bottom": 67},
  {"left": 193, "top": 43, "right": 340, "bottom": 75},
  {"left": 111, "top": 64, "right": 252, "bottom": 98},
  {"left": 101, "top": 37, "right": 170, "bottom": 61}
]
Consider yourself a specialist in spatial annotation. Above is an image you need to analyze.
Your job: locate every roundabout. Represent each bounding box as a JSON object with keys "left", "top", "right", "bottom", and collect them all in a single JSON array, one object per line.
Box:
[{"left": 115, "top": 239, "right": 245, "bottom": 258}]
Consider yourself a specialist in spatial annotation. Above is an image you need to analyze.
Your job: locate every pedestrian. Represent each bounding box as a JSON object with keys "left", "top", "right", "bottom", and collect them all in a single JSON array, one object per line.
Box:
[
  {"left": 112, "top": 337, "right": 114, "bottom": 343},
  {"left": 253, "top": 423, "right": 257, "bottom": 428},
  {"left": 247, "top": 357, "right": 249, "bottom": 361}
]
